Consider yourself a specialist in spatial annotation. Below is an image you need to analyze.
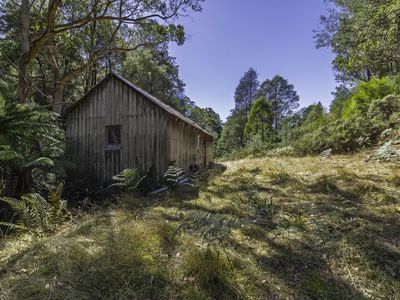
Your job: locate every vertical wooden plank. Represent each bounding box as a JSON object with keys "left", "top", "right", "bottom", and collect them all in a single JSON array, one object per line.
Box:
[
  {"left": 138, "top": 94, "right": 143, "bottom": 171},
  {"left": 96, "top": 86, "right": 101, "bottom": 181},
  {"left": 132, "top": 90, "right": 137, "bottom": 169},
  {"left": 149, "top": 103, "right": 157, "bottom": 173},
  {"left": 97, "top": 84, "right": 102, "bottom": 182},
  {"left": 89, "top": 89, "right": 94, "bottom": 178},
  {"left": 129, "top": 90, "right": 134, "bottom": 169},
  {"left": 125, "top": 85, "right": 130, "bottom": 168},
  {"left": 101, "top": 82, "right": 106, "bottom": 182},
  {"left": 117, "top": 80, "right": 123, "bottom": 172},
  {"left": 77, "top": 105, "right": 81, "bottom": 167},
  {"left": 144, "top": 96, "right": 148, "bottom": 172},
  {"left": 83, "top": 101, "right": 88, "bottom": 171},
  {"left": 145, "top": 103, "right": 149, "bottom": 172}
]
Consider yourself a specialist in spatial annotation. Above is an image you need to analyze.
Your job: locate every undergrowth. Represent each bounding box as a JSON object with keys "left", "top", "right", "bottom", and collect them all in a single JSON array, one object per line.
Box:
[{"left": 0, "top": 152, "right": 399, "bottom": 299}]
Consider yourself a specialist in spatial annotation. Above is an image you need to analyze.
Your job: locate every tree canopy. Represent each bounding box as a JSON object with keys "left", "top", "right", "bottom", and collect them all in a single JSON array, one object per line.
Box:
[
  {"left": 244, "top": 96, "right": 273, "bottom": 142},
  {"left": 315, "top": 0, "right": 400, "bottom": 82},
  {"left": 258, "top": 75, "right": 300, "bottom": 130},
  {"left": 122, "top": 45, "right": 187, "bottom": 113},
  {"left": 0, "top": 0, "right": 203, "bottom": 112},
  {"left": 234, "top": 68, "right": 259, "bottom": 117}
]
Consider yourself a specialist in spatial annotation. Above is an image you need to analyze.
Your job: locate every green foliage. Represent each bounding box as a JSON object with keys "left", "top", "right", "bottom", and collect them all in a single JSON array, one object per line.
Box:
[
  {"left": 244, "top": 96, "right": 273, "bottom": 142},
  {"left": 122, "top": 46, "right": 189, "bottom": 114},
  {"left": 0, "top": 102, "right": 64, "bottom": 196},
  {"left": 220, "top": 71, "right": 400, "bottom": 159},
  {"left": 234, "top": 68, "right": 259, "bottom": 116},
  {"left": 258, "top": 75, "right": 300, "bottom": 129},
  {"left": 218, "top": 134, "right": 277, "bottom": 161},
  {"left": 330, "top": 85, "right": 353, "bottom": 117},
  {"left": 245, "top": 134, "right": 274, "bottom": 156},
  {"left": 0, "top": 190, "right": 67, "bottom": 235},
  {"left": 267, "top": 146, "right": 296, "bottom": 157},
  {"left": 368, "top": 94, "right": 400, "bottom": 123},
  {"left": 228, "top": 74, "right": 400, "bottom": 158},
  {"left": 341, "top": 77, "right": 396, "bottom": 118},
  {"left": 217, "top": 112, "right": 248, "bottom": 156},
  {"left": 244, "top": 193, "right": 278, "bottom": 228},
  {"left": 302, "top": 102, "right": 325, "bottom": 125},
  {"left": 219, "top": 71, "right": 300, "bottom": 159},
  {"left": 316, "top": 0, "right": 400, "bottom": 81},
  {"left": 0, "top": 0, "right": 204, "bottom": 108},
  {"left": 180, "top": 212, "right": 238, "bottom": 246},
  {"left": 293, "top": 115, "right": 386, "bottom": 155},
  {"left": 188, "top": 106, "right": 223, "bottom": 140},
  {"left": 163, "top": 166, "right": 186, "bottom": 189},
  {"left": 109, "top": 168, "right": 147, "bottom": 191}
]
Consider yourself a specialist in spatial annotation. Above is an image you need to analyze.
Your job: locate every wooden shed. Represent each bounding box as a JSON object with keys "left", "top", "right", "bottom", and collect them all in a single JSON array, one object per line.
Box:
[{"left": 64, "top": 72, "right": 213, "bottom": 183}]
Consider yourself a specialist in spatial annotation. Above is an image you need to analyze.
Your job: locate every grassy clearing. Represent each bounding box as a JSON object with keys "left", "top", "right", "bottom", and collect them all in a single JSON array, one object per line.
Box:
[{"left": 1, "top": 152, "right": 400, "bottom": 299}]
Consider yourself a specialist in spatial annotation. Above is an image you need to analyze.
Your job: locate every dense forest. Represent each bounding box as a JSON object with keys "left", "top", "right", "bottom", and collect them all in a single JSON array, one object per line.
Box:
[
  {"left": 0, "top": 0, "right": 399, "bottom": 299},
  {"left": 217, "top": 0, "right": 400, "bottom": 159}
]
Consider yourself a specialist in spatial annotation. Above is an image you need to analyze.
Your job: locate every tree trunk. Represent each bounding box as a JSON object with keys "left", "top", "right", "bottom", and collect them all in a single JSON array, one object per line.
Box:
[
  {"left": 18, "top": 0, "right": 30, "bottom": 103},
  {"left": 53, "top": 80, "right": 65, "bottom": 114}
]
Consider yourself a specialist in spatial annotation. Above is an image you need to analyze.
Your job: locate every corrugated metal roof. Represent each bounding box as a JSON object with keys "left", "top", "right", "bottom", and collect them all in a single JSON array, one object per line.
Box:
[{"left": 64, "top": 72, "right": 213, "bottom": 138}]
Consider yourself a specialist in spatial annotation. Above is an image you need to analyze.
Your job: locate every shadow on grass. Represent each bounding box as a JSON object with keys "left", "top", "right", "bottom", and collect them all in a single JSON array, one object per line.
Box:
[
  {"left": 0, "top": 211, "right": 173, "bottom": 299},
  {"left": 2, "top": 160, "right": 400, "bottom": 299},
  {"left": 308, "top": 175, "right": 361, "bottom": 203},
  {"left": 230, "top": 234, "right": 367, "bottom": 299}
]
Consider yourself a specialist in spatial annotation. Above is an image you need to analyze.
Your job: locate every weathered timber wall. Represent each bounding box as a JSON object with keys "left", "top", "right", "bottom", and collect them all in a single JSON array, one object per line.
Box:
[{"left": 65, "top": 75, "right": 213, "bottom": 183}]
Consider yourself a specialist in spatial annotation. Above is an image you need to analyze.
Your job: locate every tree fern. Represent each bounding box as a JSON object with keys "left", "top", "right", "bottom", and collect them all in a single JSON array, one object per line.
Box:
[
  {"left": 0, "top": 190, "right": 67, "bottom": 235},
  {"left": 163, "top": 166, "right": 199, "bottom": 189},
  {"left": 0, "top": 102, "right": 64, "bottom": 196},
  {"left": 109, "top": 168, "right": 147, "bottom": 191}
]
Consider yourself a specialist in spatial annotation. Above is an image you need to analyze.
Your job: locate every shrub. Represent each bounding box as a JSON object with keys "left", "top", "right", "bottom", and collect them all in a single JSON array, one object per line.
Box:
[
  {"left": 293, "top": 115, "right": 385, "bottom": 155},
  {"left": 368, "top": 94, "right": 400, "bottom": 123},
  {"left": 267, "top": 146, "right": 296, "bottom": 157},
  {"left": 341, "top": 77, "right": 396, "bottom": 118},
  {"left": 245, "top": 134, "right": 274, "bottom": 157}
]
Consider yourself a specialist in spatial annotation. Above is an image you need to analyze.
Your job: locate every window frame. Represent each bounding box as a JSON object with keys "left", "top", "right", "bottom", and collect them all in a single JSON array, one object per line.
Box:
[{"left": 105, "top": 125, "right": 122, "bottom": 151}]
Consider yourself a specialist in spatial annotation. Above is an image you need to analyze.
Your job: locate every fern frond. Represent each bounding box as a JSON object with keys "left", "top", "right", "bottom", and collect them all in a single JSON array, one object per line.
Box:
[
  {"left": 0, "top": 192, "right": 67, "bottom": 235},
  {"left": 109, "top": 168, "right": 146, "bottom": 191}
]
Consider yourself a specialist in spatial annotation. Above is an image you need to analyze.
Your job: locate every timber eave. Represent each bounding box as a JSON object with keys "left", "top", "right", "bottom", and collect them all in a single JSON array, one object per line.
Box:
[{"left": 62, "top": 72, "right": 213, "bottom": 139}]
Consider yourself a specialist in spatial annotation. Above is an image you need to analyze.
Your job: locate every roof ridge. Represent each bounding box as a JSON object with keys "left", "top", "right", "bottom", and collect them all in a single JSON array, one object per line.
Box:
[{"left": 65, "top": 72, "right": 213, "bottom": 138}]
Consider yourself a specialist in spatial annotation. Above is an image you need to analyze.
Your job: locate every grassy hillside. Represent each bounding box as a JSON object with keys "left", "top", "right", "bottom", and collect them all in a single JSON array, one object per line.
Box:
[{"left": 1, "top": 152, "right": 399, "bottom": 299}]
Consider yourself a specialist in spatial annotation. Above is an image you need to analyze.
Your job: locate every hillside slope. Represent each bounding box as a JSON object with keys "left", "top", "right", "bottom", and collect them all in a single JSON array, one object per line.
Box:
[{"left": 1, "top": 152, "right": 399, "bottom": 299}]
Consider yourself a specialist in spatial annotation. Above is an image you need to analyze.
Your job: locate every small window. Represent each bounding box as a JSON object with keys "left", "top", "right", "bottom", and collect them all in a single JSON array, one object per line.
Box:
[{"left": 106, "top": 125, "right": 121, "bottom": 145}]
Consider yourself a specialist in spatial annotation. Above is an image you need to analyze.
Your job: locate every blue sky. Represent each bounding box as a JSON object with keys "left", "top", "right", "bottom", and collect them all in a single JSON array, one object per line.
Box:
[{"left": 169, "top": 0, "right": 337, "bottom": 120}]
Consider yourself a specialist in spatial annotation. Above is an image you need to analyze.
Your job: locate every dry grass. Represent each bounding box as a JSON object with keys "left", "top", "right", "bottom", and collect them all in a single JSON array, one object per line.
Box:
[{"left": 1, "top": 152, "right": 399, "bottom": 299}]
